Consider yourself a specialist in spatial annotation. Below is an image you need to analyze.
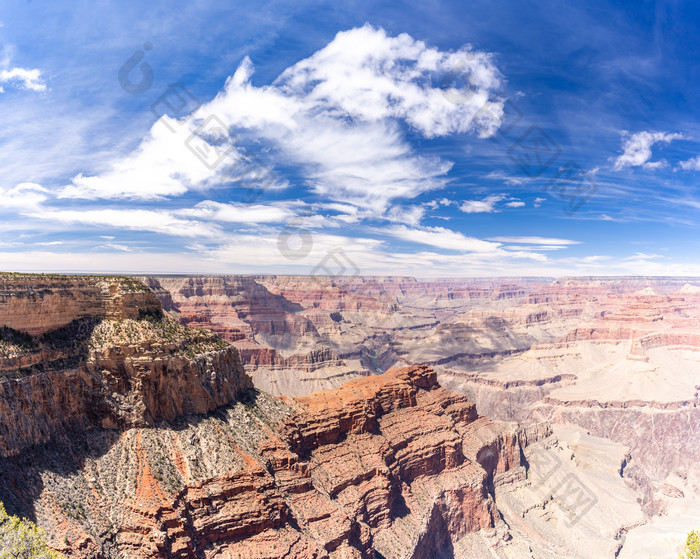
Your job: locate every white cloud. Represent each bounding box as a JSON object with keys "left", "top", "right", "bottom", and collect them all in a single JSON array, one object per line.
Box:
[
  {"left": 275, "top": 24, "right": 503, "bottom": 138},
  {"left": 679, "top": 155, "right": 700, "bottom": 171},
  {"left": 459, "top": 194, "right": 505, "bottom": 213},
  {"left": 533, "top": 197, "right": 546, "bottom": 208},
  {"left": 0, "top": 67, "right": 46, "bottom": 92},
  {"left": 623, "top": 252, "right": 663, "bottom": 261},
  {"left": 485, "top": 171, "right": 525, "bottom": 185},
  {"left": 58, "top": 117, "right": 283, "bottom": 201},
  {"left": 383, "top": 225, "right": 500, "bottom": 252},
  {"left": 27, "top": 208, "right": 221, "bottom": 238},
  {"left": 378, "top": 225, "right": 545, "bottom": 263},
  {"left": 100, "top": 243, "right": 134, "bottom": 252},
  {"left": 487, "top": 236, "right": 581, "bottom": 245},
  {"left": 0, "top": 182, "right": 50, "bottom": 209},
  {"left": 505, "top": 200, "right": 525, "bottom": 208},
  {"left": 642, "top": 159, "right": 667, "bottom": 170},
  {"left": 614, "top": 131, "right": 683, "bottom": 169},
  {"left": 503, "top": 245, "right": 567, "bottom": 251},
  {"left": 424, "top": 197, "right": 454, "bottom": 210},
  {"left": 177, "top": 200, "right": 294, "bottom": 224},
  {"left": 385, "top": 205, "right": 425, "bottom": 226},
  {"left": 53, "top": 25, "right": 504, "bottom": 217}
]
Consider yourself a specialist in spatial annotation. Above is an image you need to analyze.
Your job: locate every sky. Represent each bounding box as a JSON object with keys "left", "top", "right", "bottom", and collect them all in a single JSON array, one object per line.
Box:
[{"left": 1, "top": 0, "right": 700, "bottom": 277}]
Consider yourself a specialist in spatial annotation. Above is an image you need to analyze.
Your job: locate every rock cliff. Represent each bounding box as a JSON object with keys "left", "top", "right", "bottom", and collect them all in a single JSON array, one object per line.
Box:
[
  {"left": 0, "top": 274, "right": 251, "bottom": 458},
  {"left": 0, "top": 274, "right": 161, "bottom": 336},
  {"left": 0, "top": 274, "right": 537, "bottom": 558},
  {"left": 0, "top": 365, "right": 526, "bottom": 559}
]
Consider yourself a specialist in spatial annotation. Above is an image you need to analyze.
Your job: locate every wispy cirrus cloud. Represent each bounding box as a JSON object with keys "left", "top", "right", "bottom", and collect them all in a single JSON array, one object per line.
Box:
[
  {"left": 484, "top": 171, "right": 526, "bottom": 185},
  {"left": 0, "top": 183, "right": 51, "bottom": 209},
  {"left": 175, "top": 201, "right": 294, "bottom": 224},
  {"left": 27, "top": 208, "right": 221, "bottom": 238},
  {"left": 487, "top": 236, "right": 581, "bottom": 245},
  {"left": 383, "top": 224, "right": 501, "bottom": 252},
  {"left": 381, "top": 225, "right": 547, "bottom": 262}
]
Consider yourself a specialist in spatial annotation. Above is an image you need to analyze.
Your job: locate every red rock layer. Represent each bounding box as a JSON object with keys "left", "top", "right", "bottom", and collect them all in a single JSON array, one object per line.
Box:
[
  {"left": 35, "top": 366, "right": 523, "bottom": 558},
  {"left": 0, "top": 276, "right": 252, "bottom": 458},
  {"left": 0, "top": 275, "right": 161, "bottom": 335},
  {"left": 178, "top": 313, "right": 248, "bottom": 342},
  {"left": 141, "top": 276, "right": 319, "bottom": 342}
]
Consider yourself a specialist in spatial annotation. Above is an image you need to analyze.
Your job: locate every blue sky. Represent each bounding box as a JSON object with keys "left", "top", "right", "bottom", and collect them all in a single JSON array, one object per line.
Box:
[{"left": 1, "top": 0, "right": 700, "bottom": 276}]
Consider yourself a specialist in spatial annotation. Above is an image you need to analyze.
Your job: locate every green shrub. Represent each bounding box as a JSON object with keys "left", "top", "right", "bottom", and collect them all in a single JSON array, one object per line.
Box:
[
  {"left": 681, "top": 530, "right": 700, "bottom": 559},
  {"left": 0, "top": 502, "right": 62, "bottom": 559}
]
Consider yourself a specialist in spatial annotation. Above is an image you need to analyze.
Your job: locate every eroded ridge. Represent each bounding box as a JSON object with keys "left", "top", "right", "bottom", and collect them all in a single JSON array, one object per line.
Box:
[
  {"left": 0, "top": 365, "right": 525, "bottom": 558},
  {"left": 0, "top": 275, "right": 251, "bottom": 458}
]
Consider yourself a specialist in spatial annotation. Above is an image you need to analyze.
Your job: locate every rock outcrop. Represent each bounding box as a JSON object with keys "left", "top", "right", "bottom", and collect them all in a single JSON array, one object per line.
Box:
[
  {"left": 143, "top": 275, "right": 370, "bottom": 395},
  {"left": 0, "top": 274, "right": 161, "bottom": 336},
  {"left": 0, "top": 365, "right": 526, "bottom": 559},
  {"left": 0, "top": 275, "right": 251, "bottom": 458}
]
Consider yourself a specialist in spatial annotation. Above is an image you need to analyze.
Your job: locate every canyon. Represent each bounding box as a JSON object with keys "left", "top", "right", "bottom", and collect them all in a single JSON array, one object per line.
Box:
[
  {"left": 0, "top": 273, "right": 698, "bottom": 558},
  {"left": 140, "top": 274, "right": 700, "bottom": 557}
]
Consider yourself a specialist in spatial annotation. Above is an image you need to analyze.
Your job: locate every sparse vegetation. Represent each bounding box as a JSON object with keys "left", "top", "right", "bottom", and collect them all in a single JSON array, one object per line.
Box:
[
  {"left": 330, "top": 312, "right": 343, "bottom": 323},
  {"left": 681, "top": 530, "right": 700, "bottom": 559},
  {"left": 0, "top": 326, "right": 35, "bottom": 358},
  {"left": 0, "top": 501, "right": 63, "bottom": 558},
  {"left": 88, "top": 314, "right": 229, "bottom": 357}
]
